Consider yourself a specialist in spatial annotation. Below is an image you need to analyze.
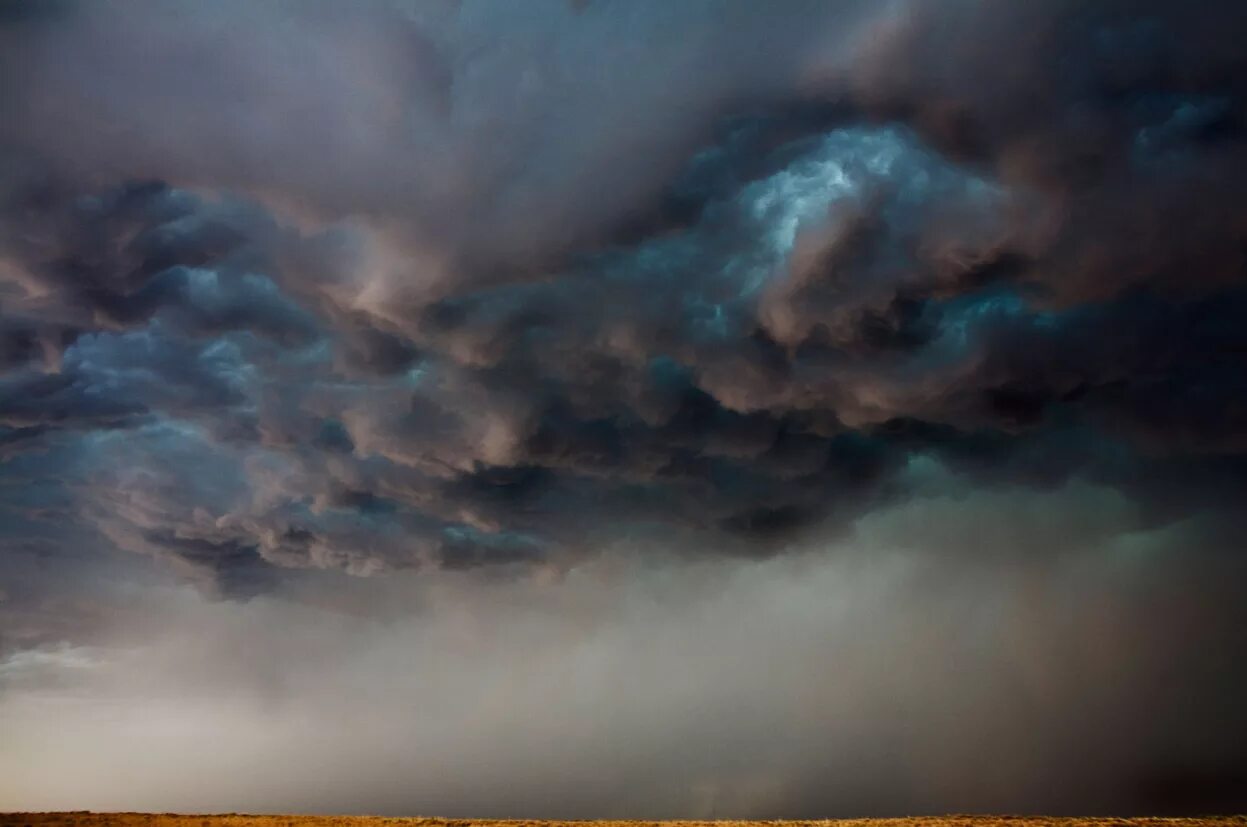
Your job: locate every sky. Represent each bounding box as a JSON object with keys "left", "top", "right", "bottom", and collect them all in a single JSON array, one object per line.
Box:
[{"left": 2, "top": 0, "right": 1247, "bottom": 818}]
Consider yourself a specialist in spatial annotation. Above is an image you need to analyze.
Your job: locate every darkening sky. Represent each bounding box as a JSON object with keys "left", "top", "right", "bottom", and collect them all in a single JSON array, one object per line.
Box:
[{"left": 2, "top": 0, "right": 1247, "bottom": 818}]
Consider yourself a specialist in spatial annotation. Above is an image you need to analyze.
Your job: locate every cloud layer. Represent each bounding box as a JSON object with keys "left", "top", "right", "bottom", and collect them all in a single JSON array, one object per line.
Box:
[{"left": 2, "top": 0, "right": 1247, "bottom": 816}]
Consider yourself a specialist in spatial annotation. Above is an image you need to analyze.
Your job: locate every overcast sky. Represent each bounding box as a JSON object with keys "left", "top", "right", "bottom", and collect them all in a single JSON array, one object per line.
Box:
[{"left": 2, "top": 0, "right": 1246, "bottom": 817}]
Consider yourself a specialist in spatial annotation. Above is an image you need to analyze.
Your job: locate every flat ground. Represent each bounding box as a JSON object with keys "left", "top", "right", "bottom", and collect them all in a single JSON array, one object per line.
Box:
[{"left": 2, "top": 815, "right": 1244, "bottom": 827}]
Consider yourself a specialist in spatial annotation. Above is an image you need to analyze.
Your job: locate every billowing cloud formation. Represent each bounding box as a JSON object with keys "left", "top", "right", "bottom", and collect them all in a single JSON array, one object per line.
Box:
[{"left": 2, "top": 0, "right": 1247, "bottom": 816}]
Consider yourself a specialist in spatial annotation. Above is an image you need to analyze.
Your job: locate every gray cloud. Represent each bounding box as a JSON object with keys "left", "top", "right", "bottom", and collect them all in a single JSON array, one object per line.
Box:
[{"left": 2, "top": 0, "right": 1247, "bottom": 816}]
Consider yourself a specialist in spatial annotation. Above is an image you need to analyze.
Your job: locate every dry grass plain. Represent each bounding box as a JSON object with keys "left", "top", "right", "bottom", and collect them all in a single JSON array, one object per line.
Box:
[{"left": 2, "top": 815, "right": 1244, "bottom": 827}]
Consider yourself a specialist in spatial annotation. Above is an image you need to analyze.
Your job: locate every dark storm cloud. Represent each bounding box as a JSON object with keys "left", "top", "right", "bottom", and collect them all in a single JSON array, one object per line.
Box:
[
  {"left": 0, "top": 0, "right": 1242, "bottom": 591},
  {"left": 3, "top": 0, "right": 1247, "bottom": 816}
]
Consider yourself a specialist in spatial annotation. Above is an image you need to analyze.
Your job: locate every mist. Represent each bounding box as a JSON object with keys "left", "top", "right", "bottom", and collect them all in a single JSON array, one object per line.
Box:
[{"left": 4, "top": 471, "right": 1245, "bottom": 816}]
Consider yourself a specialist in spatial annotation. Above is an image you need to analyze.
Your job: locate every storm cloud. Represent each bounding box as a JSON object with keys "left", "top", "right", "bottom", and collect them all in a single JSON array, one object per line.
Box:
[{"left": 2, "top": 0, "right": 1247, "bottom": 817}]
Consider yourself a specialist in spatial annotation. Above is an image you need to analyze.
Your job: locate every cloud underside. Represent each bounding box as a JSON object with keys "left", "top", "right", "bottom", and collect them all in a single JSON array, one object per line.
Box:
[{"left": 3, "top": 0, "right": 1247, "bottom": 590}]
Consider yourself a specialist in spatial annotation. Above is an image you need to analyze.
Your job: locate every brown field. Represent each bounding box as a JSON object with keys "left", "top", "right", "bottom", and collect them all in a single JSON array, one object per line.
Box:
[{"left": 2, "top": 815, "right": 1245, "bottom": 827}]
